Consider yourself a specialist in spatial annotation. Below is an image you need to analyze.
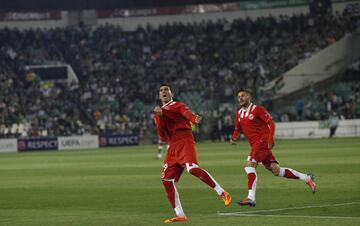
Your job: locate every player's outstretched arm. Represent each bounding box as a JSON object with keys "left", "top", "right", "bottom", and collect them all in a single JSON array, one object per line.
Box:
[{"left": 267, "top": 119, "right": 276, "bottom": 149}]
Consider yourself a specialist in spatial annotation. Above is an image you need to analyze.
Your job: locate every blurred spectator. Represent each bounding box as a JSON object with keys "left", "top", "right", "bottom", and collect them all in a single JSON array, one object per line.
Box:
[
  {"left": 296, "top": 99, "right": 305, "bottom": 120},
  {"left": 329, "top": 111, "right": 340, "bottom": 138}
]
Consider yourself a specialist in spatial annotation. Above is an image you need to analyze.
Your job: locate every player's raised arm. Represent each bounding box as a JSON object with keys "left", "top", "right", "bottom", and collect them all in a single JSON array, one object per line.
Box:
[
  {"left": 230, "top": 112, "right": 241, "bottom": 145},
  {"left": 153, "top": 106, "right": 168, "bottom": 142}
]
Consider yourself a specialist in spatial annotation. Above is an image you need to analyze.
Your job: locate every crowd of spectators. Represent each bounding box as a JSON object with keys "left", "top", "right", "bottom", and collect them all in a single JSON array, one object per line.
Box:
[{"left": 0, "top": 11, "right": 357, "bottom": 138}]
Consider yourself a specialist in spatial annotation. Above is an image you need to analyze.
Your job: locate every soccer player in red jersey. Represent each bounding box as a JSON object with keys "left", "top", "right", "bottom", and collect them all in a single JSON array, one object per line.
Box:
[
  {"left": 154, "top": 84, "right": 231, "bottom": 223},
  {"left": 230, "top": 89, "right": 317, "bottom": 207}
]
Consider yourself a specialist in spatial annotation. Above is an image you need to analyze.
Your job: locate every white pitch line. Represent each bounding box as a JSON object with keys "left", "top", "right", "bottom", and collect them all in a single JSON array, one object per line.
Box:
[
  {"left": 218, "top": 201, "right": 360, "bottom": 216},
  {"left": 223, "top": 213, "right": 360, "bottom": 220}
]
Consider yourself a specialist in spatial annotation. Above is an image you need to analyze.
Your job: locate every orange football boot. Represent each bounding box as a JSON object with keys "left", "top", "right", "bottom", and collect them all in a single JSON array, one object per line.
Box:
[
  {"left": 306, "top": 173, "right": 317, "bottom": 194},
  {"left": 220, "top": 191, "right": 232, "bottom": 206},
  {"left": 164, "top": 216, "right": 188, "bottom": 223},
  {"left": 237, "top": 197, "right": 256, "bottom": 207}
]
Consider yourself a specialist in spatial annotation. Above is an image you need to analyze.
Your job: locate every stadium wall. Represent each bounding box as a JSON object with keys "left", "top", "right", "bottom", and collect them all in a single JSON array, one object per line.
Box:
[
  {"left": 89, "top": 1, "right": 356, "bottom": 31},
  {"left": 0, "top": 139, "right": 17, "bottom": 153},
  {"left": 0, "top": 1, "right": 356, "bottom": 30},
  {"left": 276, "top": 119, "right": 360, "bottom": 139},
  {"left": 97, "top": 5, "right": 306, "bottom": 30},
  {"left": 0, "top": 11, "right": 68, "bottom": 29}
]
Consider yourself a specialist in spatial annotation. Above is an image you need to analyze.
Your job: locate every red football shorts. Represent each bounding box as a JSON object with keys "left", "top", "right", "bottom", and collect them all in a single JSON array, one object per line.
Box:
[
  {"left": 161, "top": 137, "right": 198, "bottom": 182},
  {"left": 248, "top": 142, "right": 279, "bottom": 168}
]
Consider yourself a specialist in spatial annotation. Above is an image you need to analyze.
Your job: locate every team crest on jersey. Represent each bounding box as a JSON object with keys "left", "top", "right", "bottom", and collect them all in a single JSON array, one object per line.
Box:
[{"left": 248, "top": 114, "right": 254, "bottom": 120}]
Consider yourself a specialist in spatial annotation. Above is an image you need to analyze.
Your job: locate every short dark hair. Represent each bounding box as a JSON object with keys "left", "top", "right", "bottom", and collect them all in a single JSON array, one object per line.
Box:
[
  {"left": 159, "top": 83, "right": 171, "bottom": 89},
  {"left": 238, "top": 88, "right": 252, "bottom": 96}
]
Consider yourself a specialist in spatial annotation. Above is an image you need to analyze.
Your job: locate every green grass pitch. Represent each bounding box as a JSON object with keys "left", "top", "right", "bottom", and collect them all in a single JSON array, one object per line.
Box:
[{"left": 0, "top": 138, "right": 359, "bottom": 226}]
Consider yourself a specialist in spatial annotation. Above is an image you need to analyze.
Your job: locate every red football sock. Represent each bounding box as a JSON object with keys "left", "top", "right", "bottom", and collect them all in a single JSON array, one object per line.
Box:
[
  {"left": 284, "top": 168, "right": 300, "bottom": 179},
  {"left": 244, "top": 167, "right": 257, "bottom": 200},
  {"left": 248, "top": 172, "right": 257, "bottom": 189},
  {"left": 189, "top": 167, "right": 216, "bottom": 188},
  {"left": 162, "top": 180, "right": 176, "bottom": 208}
]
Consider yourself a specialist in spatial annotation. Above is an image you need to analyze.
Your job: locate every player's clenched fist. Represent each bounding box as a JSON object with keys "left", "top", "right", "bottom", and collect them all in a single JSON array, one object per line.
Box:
[
  {"left": 154, "top": 106, "right": 162, "bottom": 116},
  {"left": 195, "top": 115, "right": 202, "bottom": 124}
]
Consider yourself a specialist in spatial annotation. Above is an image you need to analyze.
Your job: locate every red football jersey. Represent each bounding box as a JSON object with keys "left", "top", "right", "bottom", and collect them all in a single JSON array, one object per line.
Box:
[
  {"left": 154, "top": 100, "right": 197, "bottom": 143},
  {"left": 232, "top": 103, "right": 274, "bottom": 146}
]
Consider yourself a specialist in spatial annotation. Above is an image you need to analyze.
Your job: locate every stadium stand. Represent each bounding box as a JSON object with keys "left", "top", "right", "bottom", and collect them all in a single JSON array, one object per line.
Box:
[{"left": 0, "top": 11, "right": 357, "bottom": 138}]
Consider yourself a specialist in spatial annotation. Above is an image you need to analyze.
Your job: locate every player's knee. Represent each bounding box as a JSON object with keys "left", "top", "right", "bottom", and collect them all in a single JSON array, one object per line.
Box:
[
  {"left": 271, "top": 166, "right": 280, "bottom": 176},
  {"left": 245, "top": 163, "right": 256, "bottom": 169},
  {"left": 272, "top": 169, "right": 279, "bottom": 176},
  {"left": 245, "top": 159, "right": 257, "bottom": 168},
  {"left": 186, "top": 162, "right": 199, "bottom": 173}
]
